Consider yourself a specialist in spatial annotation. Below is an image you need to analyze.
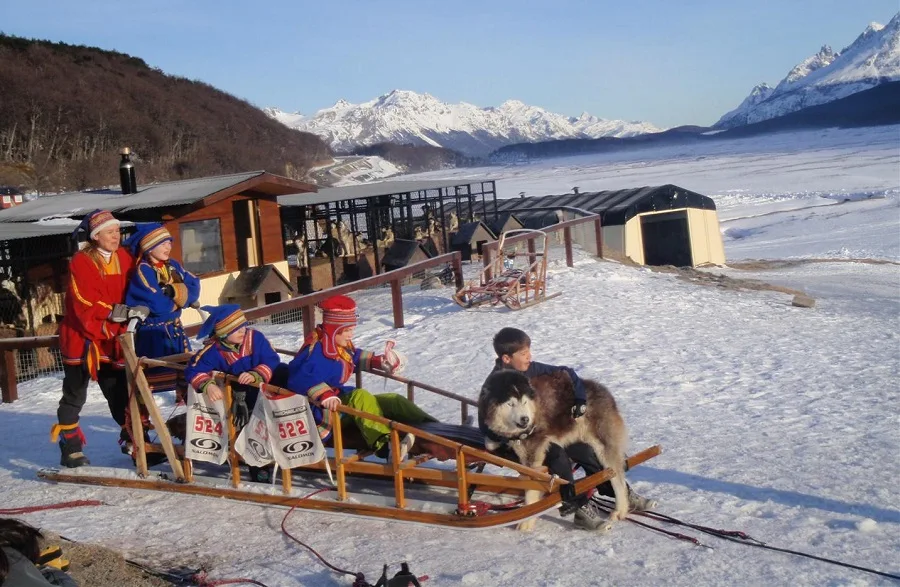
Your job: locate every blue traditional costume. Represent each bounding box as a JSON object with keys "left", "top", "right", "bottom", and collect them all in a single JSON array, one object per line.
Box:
[
  {"left": 183, "top": 305, "right": 282, "bottom": 411},
  {"left": 124, "top": 223, "right": 200, "bottom": 394},
  {"left": 286, "top": 295, "right": 434, "bottom": 455}
]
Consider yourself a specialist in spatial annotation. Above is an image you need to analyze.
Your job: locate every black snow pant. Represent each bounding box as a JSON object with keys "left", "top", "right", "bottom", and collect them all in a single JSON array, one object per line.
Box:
[
  {"left": 545, "top": 442, "right": 618, "bottom": 505},
  {"left": 58, "top": 363, "right": 128, "bottom": 428}
]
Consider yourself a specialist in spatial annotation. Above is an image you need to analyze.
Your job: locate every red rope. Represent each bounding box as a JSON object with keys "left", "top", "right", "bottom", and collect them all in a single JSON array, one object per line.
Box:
[{"left": 0, "top": 500, "right": 104, "bottom": 515}]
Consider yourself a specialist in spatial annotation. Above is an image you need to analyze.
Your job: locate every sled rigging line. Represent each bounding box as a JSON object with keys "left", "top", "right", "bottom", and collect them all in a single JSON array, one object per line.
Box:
[
  {"left": 591, "top": 496, "right": 900, "bottom": 581},
  {"left": 0, "top": 499, "right": 104, "bottom": 515}
]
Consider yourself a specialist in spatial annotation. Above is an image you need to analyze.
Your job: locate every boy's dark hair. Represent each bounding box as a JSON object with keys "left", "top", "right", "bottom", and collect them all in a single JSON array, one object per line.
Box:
[
  {"left": 0, "top": 518, "right": 43, "bottom": 581},
  {"left": 492, "top": 327, "right": 531, "bottom": 358}
]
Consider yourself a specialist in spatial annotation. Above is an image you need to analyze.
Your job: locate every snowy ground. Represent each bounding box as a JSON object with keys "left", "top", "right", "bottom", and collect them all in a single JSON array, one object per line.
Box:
[{"left": 1, "top": 125, "right": 898, "bottom": 586}]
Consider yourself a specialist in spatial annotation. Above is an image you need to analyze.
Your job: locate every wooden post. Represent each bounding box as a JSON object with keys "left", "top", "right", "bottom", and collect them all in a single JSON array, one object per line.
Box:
[
  {"left": 224, "top": 381, "right": 240, "bottom": 488},
  {"left": 355, "top": 369, "right": 363, "bottom": 389},
  {"left": 302, "top": 304, "right": 315, "bottom": 339},
  {"left": 334, "top": 417, "right": 347, "bottom": 501},
  {"left": 1, "top": 349, "right": 17, "bottom": 403},
  {"left": 563, "top": 227, "right": 573, "bottom": 267},
  {"left": 390, "top": 279, "right": 404, "bottom": 328},
  {"left": 461, "top": 404, "right": 468, "bottom": 425},
  {"left": 119, "top": 335, "right": 185, "bottom": 481},
  {"left": 527, "top": 238, "right": 536, "bottom": 265},
  {"left": 483, "top": 246, "right": 493, "bottom": 282},
  {"left": 391, "top": 429, "right": 406, "bottom": 509},
  {"left": 125, "top": 368, "right": 148, "bottom": 477},
  {"left": 451, "top": 253, "right": 464, "bottom": 291},
  {"left": 456, "top": 450, "right": 469, "bottom": 513},
  {"left": 594, "top": 217, "right": 603, "bottom": 258},
  {"left": 282, "top": 468, "right": 292, "bottom": 495},
  {"left": 406, "top": 381, "right": 414, "bottom": 403}
]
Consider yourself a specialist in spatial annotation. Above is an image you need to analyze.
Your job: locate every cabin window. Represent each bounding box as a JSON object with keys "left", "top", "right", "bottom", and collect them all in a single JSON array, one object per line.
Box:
[{"left": 180, "top": 219, "right": 224, "bottom": 275}]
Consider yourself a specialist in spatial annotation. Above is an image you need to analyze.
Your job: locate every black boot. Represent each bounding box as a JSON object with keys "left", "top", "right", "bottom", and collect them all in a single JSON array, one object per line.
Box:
[{"left": 59, "top": 427, "right": 90, "bottom": 468}]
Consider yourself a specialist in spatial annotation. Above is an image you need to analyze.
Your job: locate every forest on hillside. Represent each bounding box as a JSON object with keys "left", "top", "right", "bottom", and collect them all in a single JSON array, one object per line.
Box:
[
  {"left": 0, "top": 35, "right": 333, "bottom": 193},
  {"left": 349, "top": 142, "right": 479, "bottom": 172}
]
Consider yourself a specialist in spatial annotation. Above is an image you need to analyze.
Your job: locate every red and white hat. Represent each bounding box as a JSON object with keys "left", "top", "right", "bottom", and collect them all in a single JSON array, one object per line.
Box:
[
  {"left": 318, "top": 295, "right": 358, "bottom": 356},
  {"left": 88, "top": 210, "right": 120, "bottom": 240}
]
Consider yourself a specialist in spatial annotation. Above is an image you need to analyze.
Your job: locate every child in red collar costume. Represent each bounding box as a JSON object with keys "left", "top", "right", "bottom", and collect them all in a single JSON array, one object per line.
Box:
[
  {"left": 286, "top": 295, "right": 435, "bottom": 460},
  {"left": 124, "top": 223, "right": 200, "bottom": 395}
]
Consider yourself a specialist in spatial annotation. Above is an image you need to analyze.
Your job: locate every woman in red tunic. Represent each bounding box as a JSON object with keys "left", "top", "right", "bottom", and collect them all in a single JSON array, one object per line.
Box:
[{"left": 50, "top": 210, "right": 148, "bottom": 468}]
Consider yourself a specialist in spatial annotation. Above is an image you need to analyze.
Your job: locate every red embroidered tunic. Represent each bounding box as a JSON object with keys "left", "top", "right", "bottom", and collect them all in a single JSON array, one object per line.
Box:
[{"left": 58, "top": 246, "right": 135, "bottom": 377}]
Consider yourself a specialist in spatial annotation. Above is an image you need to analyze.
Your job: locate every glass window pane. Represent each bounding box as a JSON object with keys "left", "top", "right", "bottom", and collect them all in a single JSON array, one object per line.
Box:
[{"left": 179, "top": 219, "right": 224, "bottom": 274}]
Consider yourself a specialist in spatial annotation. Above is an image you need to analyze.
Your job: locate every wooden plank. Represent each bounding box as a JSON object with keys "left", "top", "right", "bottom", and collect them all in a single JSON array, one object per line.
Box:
[
  {"left": 390, "top": 430, "right": 405, "bottom": 508},
  {"left": 390, "top": 279, "right": 404, "bottom": 328},
  {"left": 334, "top": 415, "right": 347, "bottom": 501}
]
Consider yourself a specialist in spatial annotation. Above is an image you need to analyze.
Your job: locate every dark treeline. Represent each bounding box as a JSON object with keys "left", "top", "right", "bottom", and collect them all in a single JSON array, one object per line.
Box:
[
  {"left": 349, "top": 142, "right": 481, "bottom": 173},
  {"left": 0, "top": 34, "right": 333, "bottom": 192}
]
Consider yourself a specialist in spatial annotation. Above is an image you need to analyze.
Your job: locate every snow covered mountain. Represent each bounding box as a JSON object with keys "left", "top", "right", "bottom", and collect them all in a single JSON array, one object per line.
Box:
[
  {"left": 264, "top": 90, "right": 662, "bottom": 156},
  {"left": 717, "top": 13, "right": 900, "bottom": 128}
]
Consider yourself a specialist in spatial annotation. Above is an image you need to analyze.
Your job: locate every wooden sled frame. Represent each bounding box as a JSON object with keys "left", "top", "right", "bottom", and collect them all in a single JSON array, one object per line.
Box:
[
  {"left": 38, "top": 338, "right": 661, "bottom": 529},
  {"left": 453, "top": 229, "right": 561, "bottom": 310}
]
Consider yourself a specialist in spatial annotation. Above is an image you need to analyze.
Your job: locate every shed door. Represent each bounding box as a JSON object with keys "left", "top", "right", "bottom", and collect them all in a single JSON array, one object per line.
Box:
[{"left": 640, "top": 211, "right": 693, "bottom": 267}]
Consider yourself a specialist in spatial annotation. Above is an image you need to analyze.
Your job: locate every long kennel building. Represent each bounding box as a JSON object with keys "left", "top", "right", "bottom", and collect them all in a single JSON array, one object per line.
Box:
[{"left": 480, "top": 184, "right": 726, "bottom": 267}]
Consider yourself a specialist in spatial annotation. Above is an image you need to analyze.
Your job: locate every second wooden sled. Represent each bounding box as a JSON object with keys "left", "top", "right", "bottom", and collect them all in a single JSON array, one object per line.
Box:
[{"left": 38, "top": 339, "right": 661, "bottom": 530}]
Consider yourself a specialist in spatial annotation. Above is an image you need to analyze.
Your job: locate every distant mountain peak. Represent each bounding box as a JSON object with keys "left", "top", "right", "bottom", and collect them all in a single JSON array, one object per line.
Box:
[
  {"left": 266, "top": 90, "right": 662, "bottom": 156},
  {"left": 716, "top": 14, "right": 900, "bottom": 128}
]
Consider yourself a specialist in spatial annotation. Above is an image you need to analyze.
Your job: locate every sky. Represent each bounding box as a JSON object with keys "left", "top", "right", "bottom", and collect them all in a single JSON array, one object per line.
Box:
[
  {"left": 1, "top": 1, "right": 898, "bottom": 128},
  {"left": 0, "top": 125, "right": 898, "bottom": 585}
]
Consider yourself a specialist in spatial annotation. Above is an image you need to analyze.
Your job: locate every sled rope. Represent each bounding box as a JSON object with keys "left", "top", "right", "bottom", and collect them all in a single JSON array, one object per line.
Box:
[
  {"left": 588, "top": 498, "right": 708, "bottom": 547},
  {"left": 280, "top": 488, "right": 428, "bottom": 586},
  {"left": 0, "top": 499, "right": 104, "bottom": 515},
  {"left": 592, "top": 496, "right": 900, "bottom": 581}
]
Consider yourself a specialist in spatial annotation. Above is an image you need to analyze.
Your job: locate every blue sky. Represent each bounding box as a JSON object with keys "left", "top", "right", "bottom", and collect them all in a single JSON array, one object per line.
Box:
[{"left": 1, "top": 1, "right": 897, "bottom": 128}]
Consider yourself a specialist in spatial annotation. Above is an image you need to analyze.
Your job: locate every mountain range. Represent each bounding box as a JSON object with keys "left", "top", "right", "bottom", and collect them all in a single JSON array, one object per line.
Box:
[
  {"left": 264, "top": 91, "right": 661, "bottom": 156},
  {"left": 267, "top": 13, "right": 900, "bottom": 157},
  {"left": 716, "top": 13, "right": 900, "bottom": 128}
]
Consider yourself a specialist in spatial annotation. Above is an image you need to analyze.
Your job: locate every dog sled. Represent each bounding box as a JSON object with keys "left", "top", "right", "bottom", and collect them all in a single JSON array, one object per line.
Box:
[
  {"left": 38, "top": 337, "right": 661, "bottom": 530},
  {"left": 453, "top": 229, "right": 561, "bottom": 310}
]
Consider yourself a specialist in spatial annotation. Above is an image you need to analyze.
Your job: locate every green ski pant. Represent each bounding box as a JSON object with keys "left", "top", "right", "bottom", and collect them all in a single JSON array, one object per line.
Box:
[{"left": 339, "top": 389, "right": 437, "bottom": 449}]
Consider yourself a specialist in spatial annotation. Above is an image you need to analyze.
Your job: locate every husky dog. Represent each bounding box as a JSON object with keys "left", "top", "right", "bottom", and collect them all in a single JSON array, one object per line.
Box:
[{"left": 478, "top": 369, "right": 629, "bottom": 532}]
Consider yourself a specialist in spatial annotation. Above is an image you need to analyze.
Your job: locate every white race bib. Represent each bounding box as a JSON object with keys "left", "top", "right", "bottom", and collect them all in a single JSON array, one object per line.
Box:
[
  {"left": 233, "top": 395, "right": 275, "bottom": 467},
  {"left": 264, "top": 393, "right": 326, "bottom": 469},
  {"left": 185, "top": 388, "right": 229, "bottom": 465}
]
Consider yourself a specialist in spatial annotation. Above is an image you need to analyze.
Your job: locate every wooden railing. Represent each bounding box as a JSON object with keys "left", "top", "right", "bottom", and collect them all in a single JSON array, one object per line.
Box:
[{"left": 0, "top": 252, "right": 463, "bottom": 403}]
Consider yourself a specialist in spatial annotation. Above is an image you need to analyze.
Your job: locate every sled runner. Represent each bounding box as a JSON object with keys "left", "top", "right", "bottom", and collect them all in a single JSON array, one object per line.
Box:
[
  {"left": 453, "top": 229, "right": 561, "bottom": 310},
  {"left": 38, "top": 338, "right": 661, "bottom": 530}
]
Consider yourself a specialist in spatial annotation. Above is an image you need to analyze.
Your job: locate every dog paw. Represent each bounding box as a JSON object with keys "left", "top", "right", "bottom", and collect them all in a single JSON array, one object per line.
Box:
[{"left": 517, "top": 519, "right": 537, "bottom": 532}]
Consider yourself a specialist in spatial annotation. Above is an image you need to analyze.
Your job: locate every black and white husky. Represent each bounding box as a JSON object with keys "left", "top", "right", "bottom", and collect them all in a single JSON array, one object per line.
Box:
[{"left": 478, "top": 369, "right": 630, "bottom": 532}]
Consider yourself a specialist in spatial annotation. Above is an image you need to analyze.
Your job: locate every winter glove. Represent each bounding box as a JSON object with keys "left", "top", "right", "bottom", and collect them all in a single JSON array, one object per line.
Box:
[
  {"left": 571, "top": 399, "right": 587, "bottom": 418},
  {"left": 376, "top": 340, "right": 402, "bottom": 374},
  {"left": 231, "top": 390, "right": 250, "bottom": 431},
  {"left": 109, "top": 304, "right": 150, "bottom": 323},
  {"left": 159, "top": 283, "right": 176, "bottom": 298}
]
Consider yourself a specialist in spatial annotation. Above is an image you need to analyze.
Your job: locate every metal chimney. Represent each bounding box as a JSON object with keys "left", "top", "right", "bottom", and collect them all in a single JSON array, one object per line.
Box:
[
  {"left": 119, "top": 147, "right": 137, "bottom": 194},
  {"left": 572, "top": 186, "right": 580, "bottom": 195}
]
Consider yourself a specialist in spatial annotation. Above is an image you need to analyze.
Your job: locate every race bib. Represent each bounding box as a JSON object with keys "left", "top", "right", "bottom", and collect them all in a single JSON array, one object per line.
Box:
[
  {"left": 264, "top": 393, "right": 326, "bottom": 469},
  {"left": 185, "top": 388, "right": 229, "bottom": 465},
  {"left": 233, "top": 396, "right": 275, "bottom": 467}
]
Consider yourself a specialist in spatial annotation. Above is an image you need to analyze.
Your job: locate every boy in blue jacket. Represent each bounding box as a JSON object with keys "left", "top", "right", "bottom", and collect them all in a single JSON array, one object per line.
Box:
[
  {"left": 184, "top": 305, "right": 282, "bottom": 425},
  {"left": 484, "top": 327, "right": 656, "bottom": 531},
  {"left": 286, "top": 295, "right": 435, "bottom": 460}
]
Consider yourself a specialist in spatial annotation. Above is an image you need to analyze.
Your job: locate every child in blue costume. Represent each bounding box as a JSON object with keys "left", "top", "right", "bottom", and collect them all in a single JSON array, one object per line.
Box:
[
  {"left": 183, "top": 305, "right": 282, "bottom": 418},
  {"left": 286, "top": 295, "right": 436, "bottom": 460},
  {"left": 124, "top": 223, "right": 200, "bottom": 397}
]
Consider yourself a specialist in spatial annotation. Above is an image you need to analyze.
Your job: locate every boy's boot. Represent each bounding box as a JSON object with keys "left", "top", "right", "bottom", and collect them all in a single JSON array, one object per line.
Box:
[
  {"left": 53, "top": 423, "right": 90, "bottom": 468},
  {"left": 573, "top": 500, "right": 609, "bottom": 532}
]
